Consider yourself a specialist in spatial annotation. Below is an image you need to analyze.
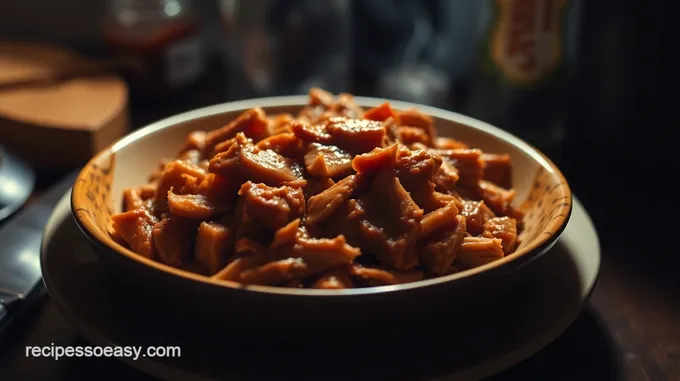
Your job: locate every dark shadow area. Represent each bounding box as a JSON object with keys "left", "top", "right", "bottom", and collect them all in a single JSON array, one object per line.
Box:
[{"left": 488, "top": 307, "right": 622, "bottom": 380}]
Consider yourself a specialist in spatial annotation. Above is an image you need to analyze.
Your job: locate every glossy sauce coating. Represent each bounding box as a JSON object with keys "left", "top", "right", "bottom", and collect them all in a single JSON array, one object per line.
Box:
[{"left": 111, "top": 88, "right": 524, "bottom": 289}]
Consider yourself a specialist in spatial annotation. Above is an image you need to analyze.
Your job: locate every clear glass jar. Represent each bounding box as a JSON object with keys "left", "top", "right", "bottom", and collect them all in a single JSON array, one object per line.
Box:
[
  {"left": 103, "top": 0, "right": 207, "bottom": 97},
  {"left": 219, "top": 0, "right": 352, "bottom": 99}
]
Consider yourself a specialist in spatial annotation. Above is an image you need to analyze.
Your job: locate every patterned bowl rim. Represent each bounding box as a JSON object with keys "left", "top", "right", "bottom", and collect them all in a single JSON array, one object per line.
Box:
[{"left": 71, "top": 95, "right": 572, "bottom": 296}]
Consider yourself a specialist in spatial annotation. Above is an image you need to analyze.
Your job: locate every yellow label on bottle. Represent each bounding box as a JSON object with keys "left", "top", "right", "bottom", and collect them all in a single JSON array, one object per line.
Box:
[{"left": 490, "top": 0, "right": 568, "bottom": 85}]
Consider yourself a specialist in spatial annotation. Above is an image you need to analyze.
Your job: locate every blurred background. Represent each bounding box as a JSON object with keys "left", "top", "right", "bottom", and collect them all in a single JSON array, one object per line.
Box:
[{"left": 0, "top": 0, "right": 674, "bottom": 248}]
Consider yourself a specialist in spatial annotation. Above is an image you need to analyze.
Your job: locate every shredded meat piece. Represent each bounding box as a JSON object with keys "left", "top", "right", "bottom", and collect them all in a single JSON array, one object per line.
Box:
[
  {"left": 196, "top": 174, "right": 238, "bottom": 203},
  {"left": 460, "top": 200, "right": 496, "bottom": 236},
  {"left": 123, "top": 188, "right": 145, "bottom": 211},
  {"left": 300, "top": 90, "right": 364, "bottom": 122},
  {"left": 397, "top": 108, "right": 436, "bottom": 145},
  {"left": 483, "top": 217, "right": 518, "bottom": 254},
  {"left": 311, "top": 267, "right": 355, "bottom": 289},
  {"left": 331, "top": 93, "right": 363, "bottom": 119},
  {"left": 255, "top": 132, "right": 301, "bottom": 158},
  {"left": 382, "top": 117, "right": 400, "bottom": 146},
  {"left": 205, "top": 108, "right": 270, "bottom": 153},
  {"left": 363, "top": 102, "right": 400, "bottom": 123},
  {"left": 234, "top": 238, "right": 268, "bottom": 256},
  {"left": 419, "top": 214, "right": 467, "bottom": 275},
  {"left": 394, "top": 146, "right": 440, "bottom": 189},
  {"left": 481, "top": 153, "right": 512, "bottom": 189},
  {"left": 212, "top": 252, "right": 276, "bottom": 281},
  {"left": 218, "top": 226, "right": 360, "bottom": 284},
  {"left": 290, "top": 120, "right": 333, "bottom": 144},
  {"left": 181, "top": 131, "right": 208, "bottom": 154},
  {"left": 352, "top": 144, "right": 399, "bottom": 174},
  {"left": 139, "top": 184, "right": 156, "bottom": 199},
  {"left": 434, "top": 158, "right": 460, "bottom": 191},
  {"left": 456, "top": 236, "right": 505, "bottom": 266},
  {"left": 284, "top": 231, "right": 361, "bottom": 274},
  {"left": 167, "top": 190, "right": 230, "bottom": 220},
  {"left": 356, "top": 170, "right": 423, "bottom": 270},
  {"left": 304, "top": 177, "right": 335, "bottom": 199},
  {"left": 268, "top": 114, "right": 295, "bottom": 134},
  {"left": 304, "top": 143, "right": 353, "bottom": 178},
  {"left": 152, "top": 214, "right": 194, "bottom": 267},
  {"left": 239, "top": 258, "right": 308, "bottom": 286},
  {"left": 433, "top": 191, "right": 464, "bottom": 211},
  {"left": 478, "top": 180, "right": 517, "bottom": 216},
  {"left": 154, "top": 160, "right": 207, "bottom": 211},
  {"left": 309, "top": 87, "right": 334, "bottom": 108},
  {"left": 393, "top": 146, "right": 444, "bottom": 213},
  {"left": 395, "top": 126, "right": 430, "bottom": 146},
  {"left": 112, "top": 209, "right": 158, "bottom": 259},
  {"left": 325, "top": 116, "right": 386, "bottom": 153},
  {"left": 236, "top": 182, "right": 306, "bottom": 241},
  {"left": 307, "top": 175, "right": 360, "bottom": 226},
  {"left": 271, "top": 219, "right": 302, "bottom": 248},
  {"left": 209, "top": 133, "right": 306, "bottom": 187},
  {"left": 435, "top": 137, "right": 469, "bottom": 150},
  {"left": 418, "top": 201, "right": 459, "bottom": 240},
  {"left": 350, "top": 264, "right": 423, "bottom": 286},
  {"left": 195, "top": 221, "right": 232, "bottom": 274},
  {"left": 431, "top": 148, "right": 485, "bottom": 186}
]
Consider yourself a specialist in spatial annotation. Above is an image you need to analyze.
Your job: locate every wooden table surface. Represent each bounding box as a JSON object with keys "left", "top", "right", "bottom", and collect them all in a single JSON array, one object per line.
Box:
[{"left": 1, "top": 64, "right": 678, "bottom": 381}]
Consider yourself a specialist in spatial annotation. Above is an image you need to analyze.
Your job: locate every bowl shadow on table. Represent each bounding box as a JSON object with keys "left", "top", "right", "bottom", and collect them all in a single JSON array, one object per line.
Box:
[
  {"left": 43, "top": 212, "right": 615, "bottom": 381},
  {"left": 53, "top": 307, "right": 623, "bottom": 381},
  {"left": 488, "top": 306, "right": 623, "bottom": 381}
]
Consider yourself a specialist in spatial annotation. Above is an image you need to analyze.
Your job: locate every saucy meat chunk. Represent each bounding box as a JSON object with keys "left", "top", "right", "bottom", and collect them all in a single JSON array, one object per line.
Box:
[
  {"left": 112, "top": 209, "right": 157, "bottom": 259},
  {"left": 356, "top": 170, "right": 423, "bottom": 270},
  {"left": 304, "top": 143, "right": 353, "bottom": 179},
  {"left": 461, "top": 200, "right": 496, "bottom": 236},
  {"left": 419, "top": 214, "right": 467, "bottom": 275},
  {"left": 195, "top": 221, "right": 232, "bottom": 274},
  {"left": 209, "top": 133, "right": 306, "bottom": 187},
  {"left": 457, "top": 236, "right": 505, "bottom": 267},
  {"left": 307, "top": 175, "right": 361, "bottom": 226},
  {"left": 112, "top": 89, "right": 526, "bottom": 289},
  {"left": 483, "top": 217, "right": 518, "bottom": 254},
  {"left": 396, "top": 108, "right": 437, "bottom": 147},
  {"left": 325, "top": 117, "right": 386, "bottom": 153},
  {"left": 205, "top": 107, "right": 270, "bottom": 153},
  {"left": 152, "top": 214, "right": 194, "bottom": 268},
  {"left": 350, "top": 264, "right": 424, "bottom": 286},
  {"left": 256, "top": 132, "right": 301, "bottom": 158},
  {"left": 154, "top": 160, "right": 207, "bottom": 211},
  {"left": 311, "top": 267, "right": 355, "bottom": 289},
  {"left": 431, "top": 148, "right": 484, "bottom": 186},
  {"left": 481, "top": 153, "right": 512, "bottom": 189},
  {"left": 237, "top": 182, "right": 306, "bottom": 237}
]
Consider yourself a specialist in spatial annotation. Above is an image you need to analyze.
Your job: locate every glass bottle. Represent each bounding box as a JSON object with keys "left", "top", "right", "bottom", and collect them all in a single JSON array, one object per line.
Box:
[
  {"left": 219, "top": 0, "right": 352, "bottom": 100},
  {"left": 464, "top": 0, "right": 582, "bottom": 159},
  {"left": 103, "top": 0, "right": 207, "bottom": 98}
]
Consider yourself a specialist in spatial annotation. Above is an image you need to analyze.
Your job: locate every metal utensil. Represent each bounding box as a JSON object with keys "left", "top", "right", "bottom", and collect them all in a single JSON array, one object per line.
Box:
[
  {"left": 0, "top": 146, "right": 35, "bottom": 223},
  {"left": 0, "top": 171, "right": 77, "bottom": 337}
]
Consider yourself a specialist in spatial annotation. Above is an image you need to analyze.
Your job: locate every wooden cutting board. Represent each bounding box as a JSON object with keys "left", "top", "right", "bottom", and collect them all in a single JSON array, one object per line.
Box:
[{"left": 0, "top": 42, "right": 130, "bottom": 169}]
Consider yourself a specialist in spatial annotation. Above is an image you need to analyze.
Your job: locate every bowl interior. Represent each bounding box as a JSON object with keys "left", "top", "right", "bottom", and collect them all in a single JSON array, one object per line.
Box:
[{"left": 72, "top": 96, "right": 571, "bottom": 294}]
